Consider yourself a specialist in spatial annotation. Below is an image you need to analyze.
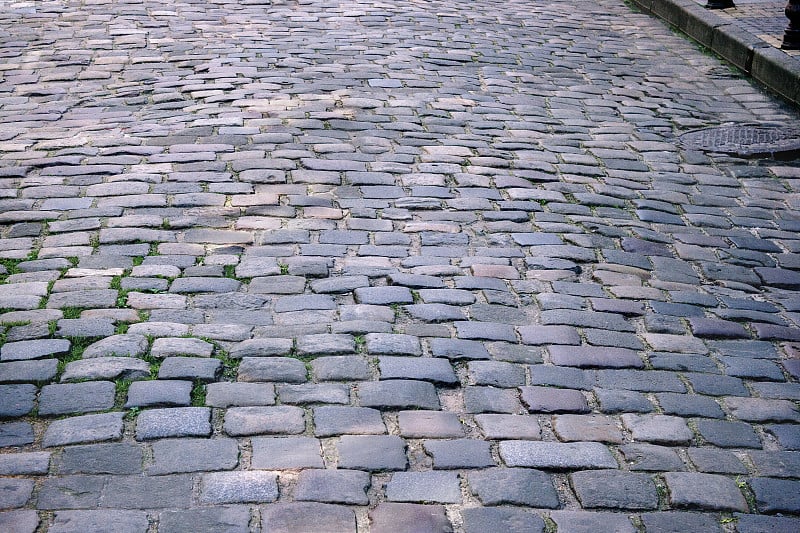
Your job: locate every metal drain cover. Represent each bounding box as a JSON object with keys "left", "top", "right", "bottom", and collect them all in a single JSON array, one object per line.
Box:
[{"left": 679, "top": 124, "right": 800, "bottom": 158}]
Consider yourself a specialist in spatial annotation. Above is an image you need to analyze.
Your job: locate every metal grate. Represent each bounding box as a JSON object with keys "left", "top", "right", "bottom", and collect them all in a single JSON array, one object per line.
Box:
[{"left": 679, "top": 125, "right": 800, "bottom": 158}]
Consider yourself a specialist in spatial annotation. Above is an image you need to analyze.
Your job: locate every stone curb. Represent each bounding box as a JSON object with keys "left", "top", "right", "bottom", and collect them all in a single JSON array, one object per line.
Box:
[{"left": 631, "top": 0, "right": 800, "bottom": 106}]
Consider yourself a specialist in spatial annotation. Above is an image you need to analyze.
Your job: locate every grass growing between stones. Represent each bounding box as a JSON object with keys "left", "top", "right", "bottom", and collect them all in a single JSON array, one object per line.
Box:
[
  {"left": 141, "top": 354, "right": 162, "bottom": 379},
  {"left": 61, "top": 307, "right": 87, "bottom": 320},
  {"left": 115, "top": 379, "right": 133, "bottom": 408},
  {"left": 190, "top": 380, "right": 207, "bottom": 406},
  {"left": 0, "top": 258, "right": 22, "bottom": 283},
  {"left": 215, "top": 351, "right": 240, "bottom": 381},
  {"left": 354, "top": 334, "right": 366, "bottom": 353},
  {"left": 55, "top": 337, "right": 103, "bottom": 378}
]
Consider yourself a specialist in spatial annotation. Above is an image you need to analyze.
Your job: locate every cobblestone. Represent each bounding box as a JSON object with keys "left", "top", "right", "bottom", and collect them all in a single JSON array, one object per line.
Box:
[{"left": 1, "top": 0, "right": 799, "bottom": 524}]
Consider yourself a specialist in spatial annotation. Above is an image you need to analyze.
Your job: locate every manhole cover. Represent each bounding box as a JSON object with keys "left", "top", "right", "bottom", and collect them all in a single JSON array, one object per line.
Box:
[{"left": 679, "top": 125, "right": 800, "bottom": 158}]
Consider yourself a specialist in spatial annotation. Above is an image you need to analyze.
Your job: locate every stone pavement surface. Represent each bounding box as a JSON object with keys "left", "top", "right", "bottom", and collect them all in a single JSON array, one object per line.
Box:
[{"left": 1, "top": 0, "right": 800, "bottom": 531}]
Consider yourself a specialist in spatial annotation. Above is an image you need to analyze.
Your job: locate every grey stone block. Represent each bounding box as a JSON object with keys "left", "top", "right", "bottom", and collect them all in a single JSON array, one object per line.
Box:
[
  {"left": 0, "top": 359, "right": 58, "bottom": 383},
  {"left": 570, "top": 469, "right": 658, "bottom": 510},
  {"left": 37, "top": 475, "right": 105, "bottom": 510},
  {"left": 462, "top": 508, "right": 543, "bottom": 533},
  {"left": 664, "top": 472, "right": 748, "bottom": 512},
  {"left": 277, "top": 383, "right": 349, "bottom": 405},
  {"left": 158, "top": 506, "right": 250, "bottom": 533},
  {"left": 260, "top": 503, "right": 356, "bottom": 533},
  {"left": 337, "top": 435, "right": 407, "bottom": 471},
  {"left": 398, "top": 411, "right": 465, "bottom": 438},
  {"left": 49, "top": 510, "right": 148, "bottom": 533},
  {"left": 0, "top": 451, "right": 50, "bottom": 475},
  {"left": 102, "top": 474, "right": 194, "bottom": 509},
  {"left": 0, "top": 384, "right": 36, "bottom": 417},
  {"left": 237, "top": 357, "right": 308, "bottom": 383},
  {"left": 0, "top": 478, "right": 33, "bottom": 508},
  {"left": 468, "top": 467, "right": 558, "bottom": 507},
  {"left": 550, "top": 511, "right": 636, "bottom": 533},
  {"left": 0, "top": 338, "right": 70, "bottom": 361},
  {"left": 294, "top": 469, "right": 370, "bottom": 505},
  {"left": 386, "top": 471, "right": 461, "bottom": 503},
  {"left": 378, "top": 356, "right": 457, "bottom": 385},
  {"left": 358, "top": 380, "right": 440, "bottom": 410},
  {"left": 619, "top": 443, "right": 686, "bottom": 472},
  {"left": 0, "top": 510, "right": 39, "bottom": 533},
  {"left": 424, "top": 439, "right": 494, "bottom": 469},
  {"left": 157, "top": 357, "right": 221, "bottom": 381},
  {"left": 148, "top": 438, "right": 239, "bottom": 474},
  {"left": 205, "top": 382, "right": 275, "bottom": 407},
  {"left": 499, "top": 441, "right": 617, "bottom": 470},
  {"left": 58, "top": 443, "right": 142, "bottom": 475},
  {"left": 39, "top": 381, "right": 116, "bottom": 416},
  {"left": 369, "top": 503, "right": 452, "bottom": 533},
  {"left": 251, "top": 437, "right": 324, "bottom": 469},
  {"left": 224, "top": 405, "right": 305, "bottom": 436},
  {"left": 125, "top": 379, "right": 192, "bottom": 408},
  {"left": 200, "top": 471, "right": 278, "bottom": 504},
  {"left": 313, "top": 406, "right": 385, "bottom": 436},
  {"left": 135, "top": 407, "right": 211, "bottom": 440},
  {"left": 0, "top": 422, "right": 34, "bottom": 447},
  {"left": 43, "top": 412, "right": 124, "bottom": 447},
  {"left": 60, "top": 357, "right": 150, "bottom": 382},
  {"left": 474, "top": 414, "right": 541, "bottom": 439},
  {"left": 621, "top": 414, "right": 694, "bottom": 445}
]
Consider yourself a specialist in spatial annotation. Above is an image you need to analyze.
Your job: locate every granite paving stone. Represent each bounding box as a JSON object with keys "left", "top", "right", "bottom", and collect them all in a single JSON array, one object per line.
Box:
[
  {"left": 520, "top": 386, "right": 590, "bottom": 414},
  {"left": 200, "top": 471, "right": 278, "bottom": 504},
  {"left": 639, "top": 512, "right": 723, "bottom": 533},
  {"left": 336, "top": 435, "right": 407, "bottom": 471},
  {"left": 294, "top": 469, "right": 370, "bottom": 505},
  {"left": 125, "top": 380, "right": 192, "bottom": 408},
  {"left": 499, "top": 441, "right": 618, "bottom": 469},
  {"left": 423, "top": 439, "right": 494, "bottom": 469},
  {"left": 369, "top": 503, "right": 452, "bottom": 533},
  {"left": 0, "top": 510, "right": 38, "bottom": 533},
  {"left": 358, "top": 379, "right": 440, "bottom": 409},
  {"left": 48, "top": 510, "right": 148, "bottom": 533},
  {"left": 0, "top": 384, "right": 36, "bottom": 417},
  {"left": 621, "top": 414, "right": 694, "bottom": 446},
  {"left": 313, "top": 406, "right": 385, "bottom": 436},
  {"left": 39, "top": 381, "right": 115, "bottom": 416},
  {"left": 223, "top": 406, "right": 305, "bottom": 437},
  {"left": 237, "top": 357, "right": 308, "bottom": 383},
  {"left": 663, "top": 472, "right": 749, "bottom": 512},
  {"left": 60, "top": 357, "right": 150, "bottom": 382},
  {"left": 468, "top": 467, "right": 559, "bottom": 507},
  {"left": 135, "top": 407, "right": 211, "bottom": 440},
  {"left": 157, "top": 507, "right": 250, "bottom": 533},
  {"left": 570, "top": 469, "right": 659, "bottom": 510},
  {"left": 748, "top": 477, "right": 800, "bottom": 514},
  {"left": 549, "top": 511, "right": 636, "bottom": 533},
  {"left": 2, "top": 0, "right": 800, "bottom": 523},
  {"left": 461, "top": 508, "right": 544, "bottom": 533},
  {"left": 251, "top": 437, "right": 324, "bottom": 470},
  {"left": 385, "top": 471, "right": 461, "bottom": 503},
  {"left": 57, "top": 443, "right": 142, "bottom": 475},
  {"left": 148, "top": 437, "right": 238, "bottom": 475},
  {"left": 747, "top": 451, "right": 800, "bottom": 478},
  {"left": 42, "top": 413, "right": 124, "bottom": 447}
]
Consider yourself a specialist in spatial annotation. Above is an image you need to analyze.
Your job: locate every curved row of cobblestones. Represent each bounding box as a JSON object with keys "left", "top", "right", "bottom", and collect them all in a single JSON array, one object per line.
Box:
[{"left": 1, "top": 0, "right": 799, "bottom": 532}]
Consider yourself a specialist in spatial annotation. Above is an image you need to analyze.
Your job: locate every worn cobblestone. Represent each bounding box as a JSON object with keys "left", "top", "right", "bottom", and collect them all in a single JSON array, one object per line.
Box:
[{"left": 1, "top": 0, "right": 798, "bottom": 524}]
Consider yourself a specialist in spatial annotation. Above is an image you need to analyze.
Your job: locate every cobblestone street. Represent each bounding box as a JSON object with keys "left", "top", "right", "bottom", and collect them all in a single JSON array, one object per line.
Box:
[{"left": 1, "top": 0, "right": 799, "bottom": 531}]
